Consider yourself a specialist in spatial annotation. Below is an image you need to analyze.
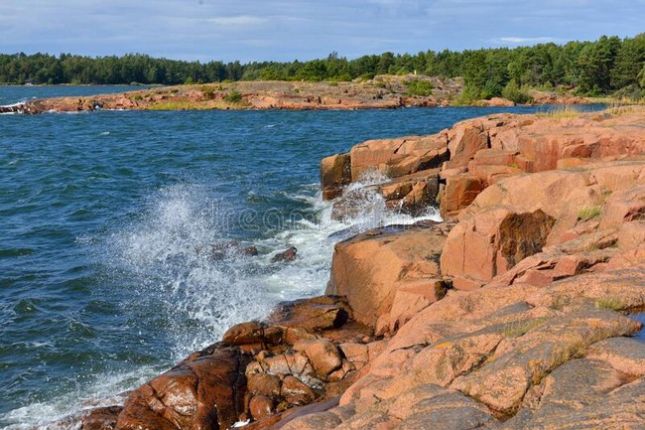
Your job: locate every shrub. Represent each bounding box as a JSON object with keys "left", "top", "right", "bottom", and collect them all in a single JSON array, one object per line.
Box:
[
  {"left": 405, "top": 79, "right": 433, "bottom": 96},
  {"left": 454, "top": 84, "right": 482, "bottom": 105},
  {"left": 224, "top": 90, "right": 242, "bottom": 103},
  {"left": 201, "top": 86, "right": 215, "bottom": 99},
  {"left": 502, "top": 79, "right": 533, "bottom": 104},
  {"left": 612, "top": 84, "right": 644, "bottom": 101}
]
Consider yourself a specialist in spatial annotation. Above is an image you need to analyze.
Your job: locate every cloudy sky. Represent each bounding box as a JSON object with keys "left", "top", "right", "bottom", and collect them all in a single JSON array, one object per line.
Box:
[{"left": 0, "top": 0, "right": 643, "bottom": 62}]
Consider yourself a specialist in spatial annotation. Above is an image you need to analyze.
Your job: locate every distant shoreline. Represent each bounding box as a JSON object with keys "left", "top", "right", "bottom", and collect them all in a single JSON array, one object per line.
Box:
[{"left": 1, "top": 76, "right": 599, "bottom": 114}]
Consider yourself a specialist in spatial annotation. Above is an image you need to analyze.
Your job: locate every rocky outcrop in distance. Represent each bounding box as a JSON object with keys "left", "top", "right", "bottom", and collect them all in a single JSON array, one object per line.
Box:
[
  {"left": 69, "top": 107, "right": 644, "bottom": 430},
  {"left": 2, "top": 75, "right": 595, "bottom": 114}
]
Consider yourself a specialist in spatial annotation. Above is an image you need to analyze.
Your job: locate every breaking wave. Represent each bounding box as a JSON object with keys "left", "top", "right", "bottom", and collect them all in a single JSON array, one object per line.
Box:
[{"left": 1, "top": 177, "right": 440, "bottom": 429}]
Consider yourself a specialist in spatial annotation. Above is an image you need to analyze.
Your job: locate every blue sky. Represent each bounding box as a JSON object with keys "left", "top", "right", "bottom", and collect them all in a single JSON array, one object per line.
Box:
[{"left": 0, "top": 0, "right": 643, "bottom": 62}]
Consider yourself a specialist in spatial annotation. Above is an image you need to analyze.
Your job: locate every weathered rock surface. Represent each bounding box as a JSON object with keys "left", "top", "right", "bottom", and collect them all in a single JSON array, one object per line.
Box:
[
  {"left": 327, "top": 222, "right": 452, "bottom": 329},
  {"left": 441, "top": 160, "right": 644, "bottom": 289}
]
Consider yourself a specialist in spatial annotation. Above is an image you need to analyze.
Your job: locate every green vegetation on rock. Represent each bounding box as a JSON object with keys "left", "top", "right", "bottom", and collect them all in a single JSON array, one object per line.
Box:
[
  {"left": 404, "top": 79, "right": 433, "bottom": 96},
  {"left": 223, "top": 89, "right": 243, "bottom": 103}
]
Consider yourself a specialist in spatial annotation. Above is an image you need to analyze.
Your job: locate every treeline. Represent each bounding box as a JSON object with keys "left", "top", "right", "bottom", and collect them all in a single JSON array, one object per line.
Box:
[{"left": 1, "top": 34, "right": 643, "bottom": 100}]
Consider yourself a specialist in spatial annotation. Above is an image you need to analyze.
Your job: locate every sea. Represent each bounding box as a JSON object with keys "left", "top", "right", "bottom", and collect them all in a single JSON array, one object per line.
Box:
[{"left": 0, "top": 85, "right": 609, "bottom": 429}]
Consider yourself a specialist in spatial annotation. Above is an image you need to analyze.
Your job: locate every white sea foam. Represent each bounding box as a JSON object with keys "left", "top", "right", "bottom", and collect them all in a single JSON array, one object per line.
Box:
[
  {"left": 0, "top": 177, "right": 441, "bottom": 429},
  {"left": 0, "top": 366, "right": 161, "bottom": 430}
]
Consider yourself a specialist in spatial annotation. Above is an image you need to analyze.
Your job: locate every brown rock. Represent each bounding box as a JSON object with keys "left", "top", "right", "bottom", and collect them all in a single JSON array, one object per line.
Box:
[
  {"left": 267, "top": 296, "right": 350, "bottom": 331},
  {"left": 116, "top": 346, "right": 248, "bottom": 430},
  {"left": 294, "top": 339, "right": 343, "bottom": 378},
  {"left": 384, "top": 278, "right": 449, "bottom": 333},
  {"left": 339, "top": 343, "right": 369, "bottom": 366},
  {"left": 321, "top": 153, "right": 351, "bottom": 200},
  {"left": 222, "top": 321, "right": 265, "bottom": 345},
  {"left": 483, "top": 97, "right": 515, "bottom": 107},
  {"left": 81, "top": 406, "right": 122, "bottom": 430},
  {"left": 249, "top": 395, "right": 274, "bottom": 420},
  {"left": 271, "top": 247, "right": 297, "bottom": 263},
  {"left": 586, "top": 337, "right": 645, "bottom": 376},
  {"left": 281, "top": 375, "right": 317, "bottom": 405},
  {"left": 378, "top": 169, "right": 440, "bottom": 215},
  {"left": 441, "top": 162, "right": 644, "bottom": 287},
  {"left": 247, "top": 373, "right": 282, "bottom": 398}
]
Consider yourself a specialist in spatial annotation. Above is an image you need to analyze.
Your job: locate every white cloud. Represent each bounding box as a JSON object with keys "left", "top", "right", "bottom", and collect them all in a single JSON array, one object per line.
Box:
[
  {"left": 208, "top": 15, "right": 267, "bottom": 26},
  {"left": 498, "top": 36, "right": 558, "bottom": 44}
]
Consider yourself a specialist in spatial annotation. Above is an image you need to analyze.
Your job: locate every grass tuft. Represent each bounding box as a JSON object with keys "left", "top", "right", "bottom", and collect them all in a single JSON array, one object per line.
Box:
[
  {"left": 594, "top": 297, "right": 625, "bottom": 311},
  {"left": 536, "top": 106, "right": 580, "bottom": 119},
  {"left": 577, "top": 206, "right": 602, "bottom": 222},
  {"left": 501, "top": 318, "right": 548, "bottom": 338}
]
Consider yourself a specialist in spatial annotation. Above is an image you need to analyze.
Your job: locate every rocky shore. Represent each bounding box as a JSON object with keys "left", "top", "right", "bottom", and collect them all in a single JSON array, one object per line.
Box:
[
  {"left": 70, "top": 106, "right": 644, "bottom": 430},
  {"left": 1, "top": 76, "right": 592, "bottom": 114}
]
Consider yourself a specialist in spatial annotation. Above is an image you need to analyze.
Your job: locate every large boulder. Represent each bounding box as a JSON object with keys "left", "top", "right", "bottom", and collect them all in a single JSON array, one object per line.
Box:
[{"left": 327, "top": 222, "right": 451, "bottom": 328}]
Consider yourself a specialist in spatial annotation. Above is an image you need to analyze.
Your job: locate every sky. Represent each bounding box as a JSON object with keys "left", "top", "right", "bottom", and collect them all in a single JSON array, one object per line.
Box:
[{"left": 0, "top": 0, "right": 643, "bottom": 63}]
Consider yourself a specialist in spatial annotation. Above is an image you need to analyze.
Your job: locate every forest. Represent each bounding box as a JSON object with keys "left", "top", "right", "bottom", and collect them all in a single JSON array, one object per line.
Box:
[{"left": 1, "top": 34, "right": 643, "bottom": 102}]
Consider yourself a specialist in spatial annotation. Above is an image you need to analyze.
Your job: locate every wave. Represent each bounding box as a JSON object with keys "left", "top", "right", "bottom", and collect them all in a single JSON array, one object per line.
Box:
[{"left": 0, "top": 178, "right": 441, "bottom": 429}]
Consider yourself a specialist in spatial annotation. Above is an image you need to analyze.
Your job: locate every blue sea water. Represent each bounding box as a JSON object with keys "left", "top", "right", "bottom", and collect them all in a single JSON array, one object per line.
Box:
[{"left": 0, "top": 86, "right": 608, "bottom": 428}]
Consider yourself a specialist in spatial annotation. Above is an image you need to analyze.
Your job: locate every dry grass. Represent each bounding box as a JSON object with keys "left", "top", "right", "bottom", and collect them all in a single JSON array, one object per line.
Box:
[
  {"left": 501, "top": 318, "right": 548, "bottom": 338},
  {"left": 605, "top": 101, "right": 645, "bottom": 116},
  {"left": 536, "top": 106, "right": 581, "bottom": 119},
  {"left": 594, "top": 297, "right": 625, "bottom": 311},
  {"left": 577, "top": 206, "right": 602, "bottom": 222},
  {"left": 145, "top": 100, "right": 245, "bottom": 111}
]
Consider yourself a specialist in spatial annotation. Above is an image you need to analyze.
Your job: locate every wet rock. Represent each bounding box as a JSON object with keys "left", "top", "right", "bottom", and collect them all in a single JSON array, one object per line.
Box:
[
  {"left": 267, "top": 296, "right": 351, "bottom": 332},
  {"left": 249, "top": 395, "right": 274, "bottom": 420},
  {"left": 243, "top": 245, "right": 259, "bottom": 256},
  {"left": 116, "top": 346, "right": 248, "bottom": 430},
  {"left": 206, "top": 241, "right": 258, "bottom": 260},
  {"left": 81, "top": 406, "right": 123, "bottom": 430},
  {"left": 223, "top": 321, "right": 265, "bottom": 345},
  {"left": 247, "top": 373, "right": 282, "bottom": 398},
  {"left": 271, "top": 247, "right": 297, "bottom": 263}
]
